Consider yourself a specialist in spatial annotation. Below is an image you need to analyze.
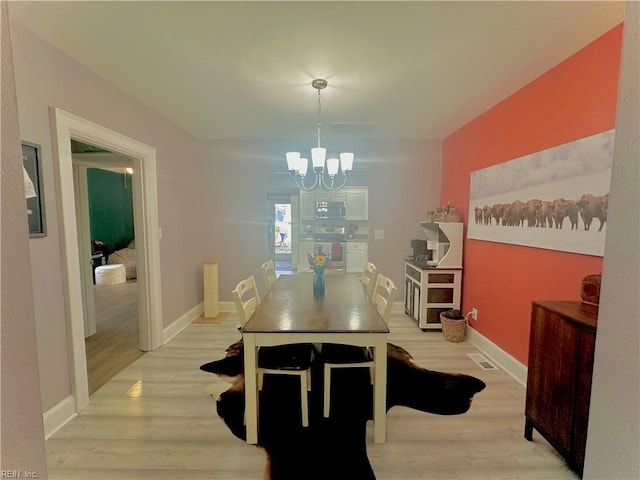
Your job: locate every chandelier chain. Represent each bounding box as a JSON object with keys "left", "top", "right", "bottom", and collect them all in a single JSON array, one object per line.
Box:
[{"left": 317, "top": 87, "right": 322, "bottom": 149}]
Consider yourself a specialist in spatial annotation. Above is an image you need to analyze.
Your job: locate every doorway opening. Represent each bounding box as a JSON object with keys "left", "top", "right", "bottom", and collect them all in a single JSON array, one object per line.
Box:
[
  {"left": 72, "top": 141, "right": 143, "bottom": 395},
  {"left": 275, "top": 203, "right": 292, "bottom": 263},
  {"left": 51, "top": 108, "right": 163, "bottom": 415},
  {"left": 267, "top": 194, "right": 296, "bottom": 274}
]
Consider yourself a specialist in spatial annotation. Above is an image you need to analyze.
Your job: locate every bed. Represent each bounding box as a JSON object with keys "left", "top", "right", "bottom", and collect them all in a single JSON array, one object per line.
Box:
[{"left": 107, "top": 239, "right": 137, "bottom": 280}]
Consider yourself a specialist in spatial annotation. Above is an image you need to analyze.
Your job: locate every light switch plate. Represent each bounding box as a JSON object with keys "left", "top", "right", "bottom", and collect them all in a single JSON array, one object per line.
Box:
[{"left": 374, "top": 229, "right": 384, "bottom": 239}]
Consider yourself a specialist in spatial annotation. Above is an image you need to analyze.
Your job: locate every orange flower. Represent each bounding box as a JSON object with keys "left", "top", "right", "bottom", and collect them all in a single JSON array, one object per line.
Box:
[{"left": 313, "top": 254, "right": 328, "bottom": 273}]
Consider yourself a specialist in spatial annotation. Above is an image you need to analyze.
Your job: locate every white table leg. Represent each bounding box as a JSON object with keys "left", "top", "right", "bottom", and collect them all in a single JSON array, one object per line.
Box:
[
  {"left": 373, "top": 336, "right": 387, "bottom": 443},
  {"left": 243, "top": 333, "right": 258, "bottom": 444}
]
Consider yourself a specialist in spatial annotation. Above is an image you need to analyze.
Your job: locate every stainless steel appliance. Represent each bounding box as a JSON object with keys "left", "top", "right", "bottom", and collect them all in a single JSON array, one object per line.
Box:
[
  {"left": 315, "top": 226, "right": 346, "bottom": 237},
  {"left": 316, "top": 201, "right": 346, "bottom": 220},
  {"left": 410, "top": 239, "right": 435, "bottom": 268},
  {"left": 411, "top": 239, "right": 428, "bottom": 258},
  {"left": 314, "top": 242, "right": 346, "bottom": 269},
  {"left": 314, "top": 226, "right": 346, "bottom": 269}
]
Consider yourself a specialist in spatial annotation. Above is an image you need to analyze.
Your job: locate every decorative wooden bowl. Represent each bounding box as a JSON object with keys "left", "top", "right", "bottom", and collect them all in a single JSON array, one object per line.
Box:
[{"left": 580, "top": 274, "right": 602, "bottom": 306}]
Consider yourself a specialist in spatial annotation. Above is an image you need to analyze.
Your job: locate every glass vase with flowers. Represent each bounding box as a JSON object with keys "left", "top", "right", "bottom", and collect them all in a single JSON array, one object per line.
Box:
[{"left": 308, "top": 253, "right": 327, "bottom": 296}]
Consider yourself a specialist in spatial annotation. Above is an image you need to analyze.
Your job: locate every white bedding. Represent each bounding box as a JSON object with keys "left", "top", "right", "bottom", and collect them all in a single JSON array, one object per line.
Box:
[{"left": 108, "top": 247, "right": 137, "bottom": 280}]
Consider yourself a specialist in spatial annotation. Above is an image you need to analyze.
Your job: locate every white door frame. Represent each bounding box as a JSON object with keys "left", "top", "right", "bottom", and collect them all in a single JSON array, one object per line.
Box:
[
  {"left": 72, "top": 163, "right": 97, "bottom": 338},
  {"left": 51, "top": 107, "right": 163, "bottom": 411},
  {"left": 72, "top": 153, "right": 136, "bottom": 339}
]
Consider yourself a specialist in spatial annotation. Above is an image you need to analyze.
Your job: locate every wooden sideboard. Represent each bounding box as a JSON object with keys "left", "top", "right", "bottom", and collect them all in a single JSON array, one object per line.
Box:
[{"left": 525, "top": 300, "right": 598, "bottom": 476}]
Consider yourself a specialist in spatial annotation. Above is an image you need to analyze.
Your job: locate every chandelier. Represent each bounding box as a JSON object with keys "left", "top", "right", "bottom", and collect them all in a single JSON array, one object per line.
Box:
[{"left": 286, "top": 79, "right": 354, "bottom": 191}]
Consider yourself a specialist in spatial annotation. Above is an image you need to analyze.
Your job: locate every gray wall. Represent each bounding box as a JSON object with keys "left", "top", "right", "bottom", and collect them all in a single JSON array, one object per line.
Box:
[
  {"left": 1, "top": 1, "right": 47, "bottom": 475},
  {"left": 11, "top": 23, "right": 207, "bottom": 412},
  {"left": 584, "top": 3, "right": 640, "bottom": 478},
  {"left": 204, "top": 139, "right": 442, "bottom": 298}
]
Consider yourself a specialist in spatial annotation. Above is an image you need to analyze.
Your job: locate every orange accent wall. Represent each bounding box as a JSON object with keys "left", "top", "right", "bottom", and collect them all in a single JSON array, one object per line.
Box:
[{"left": 441, "top": 25, "right": 623, "bottom": 365}]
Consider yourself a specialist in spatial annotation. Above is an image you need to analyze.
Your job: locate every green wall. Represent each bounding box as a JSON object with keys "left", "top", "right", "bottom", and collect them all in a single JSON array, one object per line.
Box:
[{"left": 87, "top": 168, "right": 134, "bottom": 253}]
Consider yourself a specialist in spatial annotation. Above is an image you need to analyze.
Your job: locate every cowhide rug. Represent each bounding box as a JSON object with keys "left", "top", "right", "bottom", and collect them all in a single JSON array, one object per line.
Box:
[{"left": 200, "top": 340, "right": 486, "bottom": 480}]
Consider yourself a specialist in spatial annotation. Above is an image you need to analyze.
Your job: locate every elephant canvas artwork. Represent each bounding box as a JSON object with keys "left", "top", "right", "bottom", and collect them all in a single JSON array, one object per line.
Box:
[
  {"left": 467, "top": 129, "right": 614, "bottom": 256},
  {"left": 200, "top": 340, "right": 486, "bottom": 480}
]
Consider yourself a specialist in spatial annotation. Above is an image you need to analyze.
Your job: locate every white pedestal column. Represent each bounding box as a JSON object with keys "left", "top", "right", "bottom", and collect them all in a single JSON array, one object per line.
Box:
[{"left": 203, "top": 260, "right": 219, "bottom": 318}]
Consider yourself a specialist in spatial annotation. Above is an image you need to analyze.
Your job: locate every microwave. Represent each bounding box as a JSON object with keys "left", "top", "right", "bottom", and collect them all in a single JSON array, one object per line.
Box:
[{"left": 316, "top": 201, "right": 346, "bottom": 220}]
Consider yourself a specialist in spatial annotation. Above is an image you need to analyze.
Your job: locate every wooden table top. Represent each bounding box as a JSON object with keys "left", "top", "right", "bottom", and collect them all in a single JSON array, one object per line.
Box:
[{"left": 242, "top": 274, "right": 389, "bottom": 334}]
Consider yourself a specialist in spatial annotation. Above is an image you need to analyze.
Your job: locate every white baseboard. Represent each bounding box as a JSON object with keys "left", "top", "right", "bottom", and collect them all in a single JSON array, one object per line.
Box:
[
  {"left": 43, "top": 395, "right": 77, "bottom": 439},
  {"left": 391, "top": 306, "right": 526, "bottom": 385},
  {"left": 219, "top": 301, "right": 235, "bottom": 313},
  {"left": 163, "top": 302, "right": 204, "bottom": 344},
  {"left": 465, "top": 326, "right": 528, "bottom": 386}
]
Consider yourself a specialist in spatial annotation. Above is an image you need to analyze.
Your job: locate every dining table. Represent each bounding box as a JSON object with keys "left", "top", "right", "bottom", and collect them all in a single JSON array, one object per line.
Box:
[{"left": 241, "top": 272, "right": 390, "bottom": 445}]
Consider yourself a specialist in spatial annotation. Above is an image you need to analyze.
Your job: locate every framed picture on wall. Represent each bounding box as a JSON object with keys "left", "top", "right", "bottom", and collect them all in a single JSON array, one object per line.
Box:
[
  {"left": 466, "top": 129, "right": 613, "bottom": 257},
  {"left": 22, "top": 141, "right": 47, "bottom": 238}
]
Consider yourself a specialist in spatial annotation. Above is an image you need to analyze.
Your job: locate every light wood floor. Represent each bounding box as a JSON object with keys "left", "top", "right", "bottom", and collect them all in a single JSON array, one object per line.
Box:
[
  {"left": 48, "top": 309, "right": 578, "bottom": 479},
  {"left": 85, "top": 280, "right": 143, "bottom": 395}
]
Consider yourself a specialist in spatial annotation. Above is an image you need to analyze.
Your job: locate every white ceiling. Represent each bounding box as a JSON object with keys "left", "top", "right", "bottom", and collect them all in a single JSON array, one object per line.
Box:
[{"left": 9, "top": 1, "right": 625, "bottom": 146}]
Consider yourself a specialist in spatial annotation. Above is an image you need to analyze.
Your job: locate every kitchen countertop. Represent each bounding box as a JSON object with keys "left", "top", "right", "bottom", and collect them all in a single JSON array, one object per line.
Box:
[
  {"left": 405, "top": 257, "right": 462, "bottom": 270},
  {"left": 405, "top": 257, "right": 439, "bottom": 270},
  {"left": 299, "top": 237, "right": 368, "bottom": 242}
]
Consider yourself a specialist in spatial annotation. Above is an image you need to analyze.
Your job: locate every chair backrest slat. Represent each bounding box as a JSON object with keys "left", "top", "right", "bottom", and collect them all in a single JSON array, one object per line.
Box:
[
  {"left": 232, "top": 275, "right": 260, "bottom": 325},
  {"left": 372, "top": 273, "right": 397, "bottom": 322},
  {"left": 361, "top": 261, "right": 378, "bottom": 300},
  {"left": 261, "top": 260, "right": 277, "bottom": 292}
]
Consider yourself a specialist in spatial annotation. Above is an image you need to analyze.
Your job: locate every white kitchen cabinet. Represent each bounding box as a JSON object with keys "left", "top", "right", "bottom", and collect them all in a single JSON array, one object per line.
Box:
[
  {"left": 346, "top": 242, "right": 368, "bottom": 273},
  {"left": 345, "top": 189, "right": 368, "bottom": 220},
  {"left": 314, "top": 191, "right": 328, "bottom": 203},
  {"left": 299, "top": 191, "right": 316, "bottom": 221},
  {"left": 329, "top": 191, "right": 346, "bottom": 203},
  {"left": 315, "top": 191, "right": 346, "bottom": 204},
  {"left": 298, "top": 241, "right": 315, "bottom": 271},
  {"left": 404, "top": 261, "right": 462, "bottom": 330}
]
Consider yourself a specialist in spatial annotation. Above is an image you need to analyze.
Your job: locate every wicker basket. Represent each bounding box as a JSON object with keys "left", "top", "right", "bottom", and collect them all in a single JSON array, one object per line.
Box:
[{"left": 440, "top": 314, "right": 466, "bottom": 343}]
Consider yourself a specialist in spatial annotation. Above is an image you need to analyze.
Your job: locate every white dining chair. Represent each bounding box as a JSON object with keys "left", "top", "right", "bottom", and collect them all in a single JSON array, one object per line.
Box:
[
  {"left": 260, "top": 260, "right": 277, "bottom": 293},
  {"left": 371, "top": 274, "right": 397, "bottom": 324},
  {"left": 360, "top": 261, "right": 378, "bottom": 300},
  {"left": 322, "top": 273, "right": 397, "bottom": 418},
  {"left": 233, "top": 275, "right": 314, "bottom": 427}
]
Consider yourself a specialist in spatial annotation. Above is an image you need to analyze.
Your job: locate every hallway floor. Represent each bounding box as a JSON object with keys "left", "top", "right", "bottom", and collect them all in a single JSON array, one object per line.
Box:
[{"left": 47, "top": 310, "right": 577, "bottom": 479}]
